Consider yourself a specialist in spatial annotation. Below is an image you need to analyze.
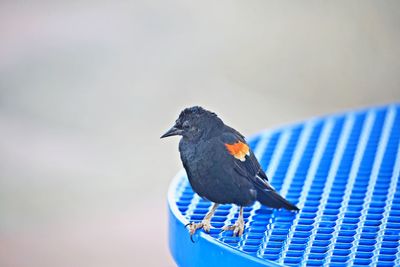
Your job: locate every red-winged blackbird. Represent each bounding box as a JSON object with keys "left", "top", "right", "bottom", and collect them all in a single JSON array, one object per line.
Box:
[{"left": 161, "top": 106, "right": 299, "bottom": 237}]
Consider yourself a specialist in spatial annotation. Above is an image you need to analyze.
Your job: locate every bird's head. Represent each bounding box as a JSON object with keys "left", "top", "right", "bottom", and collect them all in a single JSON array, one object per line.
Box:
[{"left": 161, "top": 106, "right": 224, "bottom": 141}]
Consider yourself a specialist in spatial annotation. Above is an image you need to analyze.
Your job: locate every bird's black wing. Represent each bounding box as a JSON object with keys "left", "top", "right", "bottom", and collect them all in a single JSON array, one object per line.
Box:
[
  {"left": 221, "top": 128, "right": 299, "bottom": 210},
  {"left": 220, "top": 129, "right": 273, "bottom": 190}
]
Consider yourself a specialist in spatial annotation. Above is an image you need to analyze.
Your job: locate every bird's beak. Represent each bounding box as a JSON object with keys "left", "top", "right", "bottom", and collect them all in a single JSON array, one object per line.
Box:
[{"left": 160, "top": 125, "right": 183, "bottom": 138}]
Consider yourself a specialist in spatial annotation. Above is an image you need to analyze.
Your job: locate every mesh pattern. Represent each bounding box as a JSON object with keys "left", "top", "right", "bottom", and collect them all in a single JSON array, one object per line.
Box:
[{"left": 172, "top": 105, "right": 400, "bottom": 266}]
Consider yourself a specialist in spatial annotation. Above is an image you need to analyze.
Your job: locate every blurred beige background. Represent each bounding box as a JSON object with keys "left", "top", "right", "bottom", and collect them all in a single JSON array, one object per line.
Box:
[{"left": 0, "top": 1, "right": 399, "bottom": 266}]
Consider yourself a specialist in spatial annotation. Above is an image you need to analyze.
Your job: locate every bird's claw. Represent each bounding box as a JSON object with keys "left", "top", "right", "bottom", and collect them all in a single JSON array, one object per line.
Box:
[
  {"left": 202, "top": 221, "right": 212, "bottom": 233},
  {"left": 185, "top": 220, "right": 212, "bottom": 242},
  {"left": 222, "top": 220, "right": 244, "bottom": 237},
  {"left": 187, "top": 221, "right": 212, "bottom": 234}
]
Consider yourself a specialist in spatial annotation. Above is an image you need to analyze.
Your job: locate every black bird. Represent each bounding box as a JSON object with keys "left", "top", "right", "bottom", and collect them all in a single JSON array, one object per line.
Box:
[{"left": 161, "top": 106, "right": 299, "bottom": 237}]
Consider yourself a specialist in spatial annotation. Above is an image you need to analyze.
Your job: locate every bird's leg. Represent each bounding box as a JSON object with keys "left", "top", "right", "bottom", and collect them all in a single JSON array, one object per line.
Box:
[
  {"left": 222, "top": 206, "right": 244, "bottom": 237},
  {"left": 187, "top": 203, "right": 219, "bottom": 236}
]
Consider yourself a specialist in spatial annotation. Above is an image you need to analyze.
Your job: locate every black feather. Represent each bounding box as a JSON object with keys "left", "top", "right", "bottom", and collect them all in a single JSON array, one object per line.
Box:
[{"left": 171, "top": 106, "right": 299, "bottom": 211}]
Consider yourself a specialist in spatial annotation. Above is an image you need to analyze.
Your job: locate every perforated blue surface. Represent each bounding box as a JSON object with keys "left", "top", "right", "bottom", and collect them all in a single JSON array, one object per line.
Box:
[{"left": 168, "top": 104, "right": 400, "bottom": 267}]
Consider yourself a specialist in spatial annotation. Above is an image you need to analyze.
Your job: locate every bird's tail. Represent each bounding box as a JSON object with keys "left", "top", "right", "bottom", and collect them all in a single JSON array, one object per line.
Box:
[{"left": 257, "top": 189, "right": 299, "bottom": 211}]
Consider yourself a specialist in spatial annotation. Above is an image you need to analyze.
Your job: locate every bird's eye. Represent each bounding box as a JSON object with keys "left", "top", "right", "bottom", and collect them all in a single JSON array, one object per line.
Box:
[{"left": 182, "top": 121, "right": 190, "bottom": 130}]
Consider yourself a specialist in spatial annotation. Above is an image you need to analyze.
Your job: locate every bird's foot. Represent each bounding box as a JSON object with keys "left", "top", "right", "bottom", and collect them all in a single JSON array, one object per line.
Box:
[
  {"left": 222, "top": 218, "right": 245, "bottom": 237},
  {"left": 185, "top": 219, "right": 212, "bottom": 241}
]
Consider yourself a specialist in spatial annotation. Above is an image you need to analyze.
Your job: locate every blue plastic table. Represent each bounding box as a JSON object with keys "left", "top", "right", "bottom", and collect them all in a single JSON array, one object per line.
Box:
[{"left": 168, "top": 104, "right": 400, "bottom": 267}]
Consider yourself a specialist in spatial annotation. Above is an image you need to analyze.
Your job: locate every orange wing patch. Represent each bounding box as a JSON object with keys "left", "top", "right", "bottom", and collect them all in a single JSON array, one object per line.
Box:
[{"left": 225, "top": 141, "right": 250, "bottom": 161}]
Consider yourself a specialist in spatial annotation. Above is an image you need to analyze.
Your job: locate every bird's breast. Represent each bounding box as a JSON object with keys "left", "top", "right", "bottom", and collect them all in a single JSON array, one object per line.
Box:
[{"left": 180, "top": 139, "right": 218, "bottom": 179}]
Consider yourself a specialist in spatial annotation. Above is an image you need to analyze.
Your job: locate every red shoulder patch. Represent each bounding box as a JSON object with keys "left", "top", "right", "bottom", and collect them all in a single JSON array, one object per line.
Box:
[{"left": 225, "top": 141, "right": 250, "bottom": 161}]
